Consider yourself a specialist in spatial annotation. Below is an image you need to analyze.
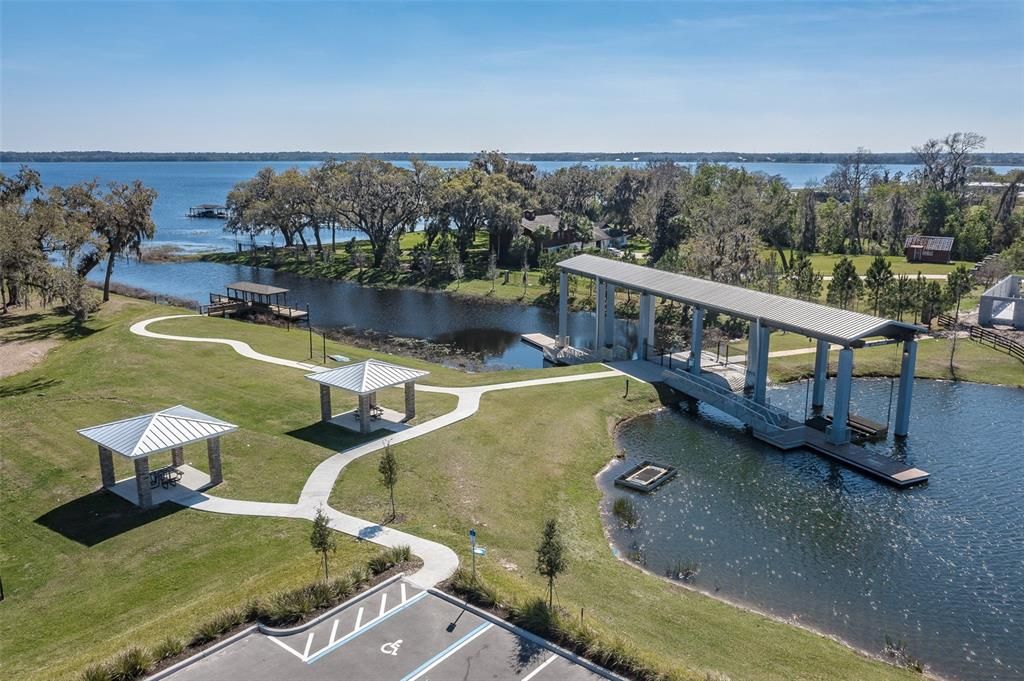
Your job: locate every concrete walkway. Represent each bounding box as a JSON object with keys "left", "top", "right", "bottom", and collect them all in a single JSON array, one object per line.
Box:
[{"left": 131, "top": 315, "right": 620, "bottom": 589}]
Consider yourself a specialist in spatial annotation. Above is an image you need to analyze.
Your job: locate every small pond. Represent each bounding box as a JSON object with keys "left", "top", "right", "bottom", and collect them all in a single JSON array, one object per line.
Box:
[{"left": 600, "top": 378, "right": 1024, "bottom": 681}]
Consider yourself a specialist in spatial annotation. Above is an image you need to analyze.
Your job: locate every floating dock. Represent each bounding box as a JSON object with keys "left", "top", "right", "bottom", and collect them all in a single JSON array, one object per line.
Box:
[{"left": 521, "top": 333, "right": 597, "bottom": 365}]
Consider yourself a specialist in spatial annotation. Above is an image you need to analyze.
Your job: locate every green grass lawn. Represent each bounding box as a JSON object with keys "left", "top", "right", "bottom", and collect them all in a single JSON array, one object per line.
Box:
[
  {"left": 802, "top": 252, "right": 969, "bottom": 276},
  {"left": 0, "top": 300, "right": 382, "bottom": 680},
  {"left": 3, "top": 298, "right": 996, "bottom": 680},
  {"left": 329, "top": 380, "right": 918, "bottom": 681}
]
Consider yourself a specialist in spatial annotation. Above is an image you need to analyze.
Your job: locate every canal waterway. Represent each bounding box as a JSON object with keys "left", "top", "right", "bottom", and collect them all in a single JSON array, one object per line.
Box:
[
  {"left": 86, "top": 259, "right": 626, "bottom": 368},
  {"left": 600, "top": 378, "right": 1024, "bottom": 681}
]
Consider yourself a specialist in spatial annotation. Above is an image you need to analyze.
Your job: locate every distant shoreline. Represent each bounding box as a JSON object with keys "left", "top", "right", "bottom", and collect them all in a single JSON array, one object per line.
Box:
[{"left": 3, "top": 150, "right": 1023, "bottom": 165}]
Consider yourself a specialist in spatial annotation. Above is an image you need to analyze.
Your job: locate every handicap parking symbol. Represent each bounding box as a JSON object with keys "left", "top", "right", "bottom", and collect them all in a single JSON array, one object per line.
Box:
[{"left": 380, "top": 639, "right": 402, "bottom": 656}]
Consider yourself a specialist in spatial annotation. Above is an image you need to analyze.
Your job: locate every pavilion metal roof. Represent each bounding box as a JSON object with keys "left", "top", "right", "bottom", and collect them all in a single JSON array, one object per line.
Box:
[
  {"left": 77, "top": 405, "right": 238, "bottom": 459},
  {"left": 226, "top": 281, "right": 290, "bottom": 296},
  {"left": 305, "top": 359, "right": 429, "bottom": 395},
  {"left": 558, "top": 254, "right": 923, "bottom": 346}
]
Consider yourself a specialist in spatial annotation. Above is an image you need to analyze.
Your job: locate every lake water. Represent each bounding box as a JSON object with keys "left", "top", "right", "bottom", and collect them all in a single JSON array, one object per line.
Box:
[
  {"left": 5, "top": 160, "right": 1021, "bottom": 253},
  {"left": 599, "top": 379, "right": 1024, "bottom": 681}
]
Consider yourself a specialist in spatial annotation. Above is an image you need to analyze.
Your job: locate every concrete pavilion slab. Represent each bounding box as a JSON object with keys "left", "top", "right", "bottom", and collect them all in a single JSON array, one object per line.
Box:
[
  {"left": 107, "top": 463, "right": 212, "bottom": 506},
  {"left": 306, "top": 359, "right": 429, "bottom": 434},
  {"left": 327, "top": 406, "right": 410, "bottom": 434}
]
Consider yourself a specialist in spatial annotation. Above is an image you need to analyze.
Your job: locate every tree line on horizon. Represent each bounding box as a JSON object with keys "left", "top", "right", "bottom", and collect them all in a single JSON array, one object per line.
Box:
[{"left": 3, "top": 132, "right": 1023, "bottom": 328}]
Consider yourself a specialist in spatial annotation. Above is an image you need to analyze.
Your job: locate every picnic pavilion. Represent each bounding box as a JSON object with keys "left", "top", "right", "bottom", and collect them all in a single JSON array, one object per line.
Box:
[
  {"left": 305, "top": 359, "right": 429, "bottom": 434},
  {"left": 78, "top": 405, "right": 238, "bottom": 508}
]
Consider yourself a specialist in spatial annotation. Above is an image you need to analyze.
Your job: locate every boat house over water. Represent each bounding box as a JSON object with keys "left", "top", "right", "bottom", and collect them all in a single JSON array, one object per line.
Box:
[{"left": 551, "top": 254, "right": 928, "bottom": 487}]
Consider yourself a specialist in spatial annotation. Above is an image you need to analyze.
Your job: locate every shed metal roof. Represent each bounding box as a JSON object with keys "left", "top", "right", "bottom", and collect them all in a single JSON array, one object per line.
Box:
[
  {"left": 78, "top": 405, "right": 238, "bottom": 459},
  {"left": 305, "top": 359, "right": 429, "bottom": 394},
  {"left": 904, "top": 235, "right": 954, "bottom": 252},
  {"left": 558, "top": 254, "right": 922, "bottom": 346},
  {"left": 226, "top": 281, "right": 290, "bottom": 296}
]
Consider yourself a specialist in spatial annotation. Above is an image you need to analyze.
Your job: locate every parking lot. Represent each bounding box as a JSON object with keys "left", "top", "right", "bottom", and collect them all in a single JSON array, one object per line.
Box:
[{"left": 162, "top": 578, "right": 613, "bottom": 680}]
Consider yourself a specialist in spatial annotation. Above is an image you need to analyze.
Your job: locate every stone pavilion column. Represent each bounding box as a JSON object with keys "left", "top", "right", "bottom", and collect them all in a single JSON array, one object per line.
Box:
[
  {"left": 405, "top": 381, "right": 416, "bottom": 420},
  {"left": 134, "top": 457, "right": 152, "bottom": 508},
  {"left": 358, "top": 394, "right": 371, "bottom": 434},
  {"left": 207, "top": 436, "right": 223, "bottom": 485},
  {"left": 319, "top": 384, "right": 332, "bottom": 422},
  {"left": 98, "top": 446, "right": 115, "bottom": 488},
  {"left": 171, "top": 446, "right": 184, "bottom": 467}
]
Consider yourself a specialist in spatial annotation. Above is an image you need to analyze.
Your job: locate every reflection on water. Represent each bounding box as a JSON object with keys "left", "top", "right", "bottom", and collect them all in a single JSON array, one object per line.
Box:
[{"left": 601, "top": 379, "right": 1024, "bottom": 680}]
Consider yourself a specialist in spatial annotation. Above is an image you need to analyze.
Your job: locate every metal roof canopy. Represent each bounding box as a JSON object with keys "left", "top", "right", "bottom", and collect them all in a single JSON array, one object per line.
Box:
[
  {"left": 558, "top": 254, "right": 923, "bottom": 346},
  {"left": 305, "top": 359, "right": 429, "bottom": 395},
  {"left": 226, "top": 281, "right": 290, "bottom": 296},
  {"left": 77, "top": 405, "right": 238, "bottom": 459}
]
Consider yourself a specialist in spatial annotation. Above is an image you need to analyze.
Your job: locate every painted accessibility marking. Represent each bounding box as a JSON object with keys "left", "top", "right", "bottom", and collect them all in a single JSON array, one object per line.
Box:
[{"left": 381, "top": 639, "right": 403, "bottom": 656}]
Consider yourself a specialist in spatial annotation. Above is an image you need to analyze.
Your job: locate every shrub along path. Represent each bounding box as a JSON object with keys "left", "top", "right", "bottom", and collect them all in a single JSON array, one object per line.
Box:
[{"left": 130, "top": 314, "right": 623, "bottom": 589}]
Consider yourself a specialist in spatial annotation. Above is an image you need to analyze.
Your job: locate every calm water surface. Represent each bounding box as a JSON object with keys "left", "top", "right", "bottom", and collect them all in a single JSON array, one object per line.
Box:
[{"left": 601, "top": 379, "right": 1024, "bottom": 680}]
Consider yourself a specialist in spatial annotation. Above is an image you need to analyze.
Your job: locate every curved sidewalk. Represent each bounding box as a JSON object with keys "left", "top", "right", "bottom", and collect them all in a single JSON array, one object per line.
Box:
[{"left": 131, "top": 314, "right": 619, "bottom": 588}]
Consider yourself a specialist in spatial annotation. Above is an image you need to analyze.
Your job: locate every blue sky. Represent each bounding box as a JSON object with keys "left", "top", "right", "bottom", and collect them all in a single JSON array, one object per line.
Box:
[{"left": 2, "top": 1, "right": 1022, "bottom": 152}]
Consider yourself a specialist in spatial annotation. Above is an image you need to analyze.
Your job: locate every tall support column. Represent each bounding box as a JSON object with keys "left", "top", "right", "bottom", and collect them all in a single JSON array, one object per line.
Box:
[
  {"left": 594, "top": 278, "right": 605, "bottom": 352},
  {"left": 744, "top": 320, "right": 760, "bottom": 393},
  {"left": 644, "top": 295, "right": 656, "bottom": 358},
  {"left": 638, "top": 293, "right": 651, "bottom": 359},
  {"left": 98, "top": 446, "right": 115, "bottom": 488},
  {"left": 603, "top": 283, "right": 616, "bottom": 348},
  {"left": 893, "top": 339, "right": 917, "bottom": 437},
  {"left": 171, "top": 446, "right": 184, "bottom": 467},
  {"left": 207, "top": 436, "right": 223, "bottom": 485},
  {"left": 753, "top": 323, "right": 771, "bottom": 404},
  {"left": 827, "top": 348, "right": 854, "bottom": 445},
  {"left": 134, "top": 457, "right": 152, "bottom": 508},
  {"left": 690, "top": 307, "right": 705, "bottom": 375},
  {"left": 358, "top": 393, "right": 371, "bottom": 434},
  {"left": 319, "top": 384, "right": 332, "bottom": 422},
  {"left": 558, "top": 271, "right": 569, "bottom": 346},
  {"left": 404, "top": 381, "right": 416, "bottom": 420},
  {"left": 812, "top": 339, "right": 829, "bottom": 410}
]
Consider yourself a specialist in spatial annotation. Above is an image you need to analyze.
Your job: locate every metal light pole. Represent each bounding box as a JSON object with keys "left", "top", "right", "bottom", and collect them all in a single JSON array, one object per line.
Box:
[
  {"left": 469, "top": 528, "right": 477, "bottom": 581},
  {"left": 307, "top": 304, "right": 313, "bottom": 359}
]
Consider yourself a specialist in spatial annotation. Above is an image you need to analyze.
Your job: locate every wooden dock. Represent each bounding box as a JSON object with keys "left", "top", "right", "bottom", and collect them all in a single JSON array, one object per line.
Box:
[{"left": 798, "top": 427, "right": 929, "bottom": 486}]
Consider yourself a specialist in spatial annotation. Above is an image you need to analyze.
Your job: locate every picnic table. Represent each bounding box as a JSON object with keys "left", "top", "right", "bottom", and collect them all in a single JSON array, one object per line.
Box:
[{"left": 150, "top": 466, "right": 184, "bottom": 489}]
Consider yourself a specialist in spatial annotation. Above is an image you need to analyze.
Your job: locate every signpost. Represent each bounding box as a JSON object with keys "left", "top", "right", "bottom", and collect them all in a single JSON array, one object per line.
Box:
[{"left": 469, "top": 528, "right": 477, "bottom": 580}]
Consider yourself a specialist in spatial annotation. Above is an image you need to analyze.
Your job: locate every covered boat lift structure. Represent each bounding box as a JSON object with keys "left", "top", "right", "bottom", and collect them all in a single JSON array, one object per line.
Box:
[{"left": 554, "top": 255, "right": 927, "bottom": 486}]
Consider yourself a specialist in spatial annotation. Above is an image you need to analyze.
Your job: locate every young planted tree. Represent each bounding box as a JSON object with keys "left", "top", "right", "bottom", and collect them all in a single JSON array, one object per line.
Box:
[
  {"left": 864, "top": 255, "right": 894, "bottom": 315},
  {"left": 826, "top": 256, "right": 863, "bottom": 310},
  {"left": 945, "top": 265, "right": 974, "bottom": 372},
  {"left": 310, "top": 506, "right": 336, "bottom": 581},
  {"left": 512, "top": 234, "right": 533, "bottom": 296},
  {"left": 787, "top": 252, "right": 823, "bottom": 301},
  {"left": 535, "top": 518, "right": 567, "bottom": 609},
  {"left": 378, "top": 445, "right": 399, "bottom": 522}
]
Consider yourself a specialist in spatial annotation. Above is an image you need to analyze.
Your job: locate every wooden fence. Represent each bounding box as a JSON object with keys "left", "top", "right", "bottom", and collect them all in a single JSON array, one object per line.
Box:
[{"left": 936, "top": 314, "right": 1024, "bottom": 362}]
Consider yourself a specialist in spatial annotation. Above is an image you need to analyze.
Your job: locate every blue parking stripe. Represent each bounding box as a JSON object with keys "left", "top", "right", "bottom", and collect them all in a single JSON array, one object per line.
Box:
[{"left": 400, "top": 621, "right": 492, "bottom": 681}]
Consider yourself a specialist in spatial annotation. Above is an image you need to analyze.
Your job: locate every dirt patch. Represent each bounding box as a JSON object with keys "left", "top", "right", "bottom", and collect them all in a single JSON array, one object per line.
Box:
[{"left": 0, "top": 339, "right": 58, "bottom": 378}]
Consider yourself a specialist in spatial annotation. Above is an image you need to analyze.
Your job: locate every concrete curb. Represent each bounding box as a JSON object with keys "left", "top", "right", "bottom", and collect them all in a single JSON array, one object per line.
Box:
[
  {"left": 142, "top": 574, "right": 406, "bottom": 680},
  {"left": 143, "top": 624, "right": 258, "bottom": 681},
  {"left": 427, "top": 588, "right": 627, "bottom": 681},
  {"left": 257, "top": 573, "right": 405, "bottom": 636}
]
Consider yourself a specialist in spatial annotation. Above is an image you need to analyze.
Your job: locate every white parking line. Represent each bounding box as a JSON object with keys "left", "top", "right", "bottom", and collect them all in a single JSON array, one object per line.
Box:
[
  {"left": 401, "top": 582, "right": 407, "bottom": 603},
  {"left": 379, "top": 592, "right": 388, "bottom": 618},
  {"left": 302, "top": 632, "right": 314, "bottom": 659},
  {"left": 329, "top": 619, "right": 339, "bottom": 646},
  {"left": 305, "top": 590, "right": 429, "bottom": 665},
  {"left": 522, "top": 654, "right": 558, "bottom": 681},
  {"left": 401, "top": 622, "right": 494, "bottom": 681},
  {"left": 354, "top": 606, "right": 364, "bottom": 631},
  {"left": 268, "top": 636, "right": 307, "bottom": 661}
]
